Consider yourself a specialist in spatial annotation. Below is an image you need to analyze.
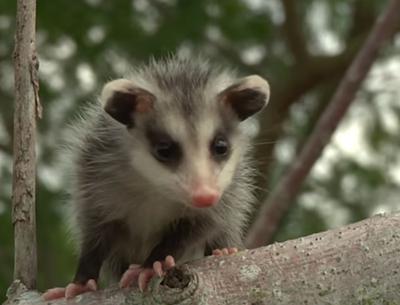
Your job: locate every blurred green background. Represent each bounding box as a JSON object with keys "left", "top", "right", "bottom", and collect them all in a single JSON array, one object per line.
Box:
[{"left": 1, "top": 0, "right": 399, "bottom": 300}]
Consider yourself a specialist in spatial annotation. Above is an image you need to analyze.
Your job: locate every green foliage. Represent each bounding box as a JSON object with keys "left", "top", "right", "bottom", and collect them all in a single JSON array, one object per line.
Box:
[{"left": 0, "top": 0, "right": 399, "bottom": 301}]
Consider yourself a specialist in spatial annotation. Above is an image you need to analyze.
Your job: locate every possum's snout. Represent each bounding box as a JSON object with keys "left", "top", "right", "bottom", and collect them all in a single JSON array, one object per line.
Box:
[{"left": 190, "top": 183, "right": 220, "bottom": 208}]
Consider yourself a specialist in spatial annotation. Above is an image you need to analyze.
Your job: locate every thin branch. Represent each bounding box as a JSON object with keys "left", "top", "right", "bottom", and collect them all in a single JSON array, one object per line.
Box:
[
  {"left": 246, "top": 0, "right": 400, "bottom": 248},
  {"left": 281, "top": 0, "right": 309, "bottom": 62},
  {"left": 12, "top": 0, "right": 39, "bottom": 289},
  {"left": 252, "top": 39, "right": 361, "bottom": 200}
]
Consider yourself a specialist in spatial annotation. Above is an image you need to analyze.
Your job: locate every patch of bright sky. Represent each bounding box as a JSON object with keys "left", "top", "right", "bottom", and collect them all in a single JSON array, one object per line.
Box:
[
  {"left": 84, "top": 0, "right": 102, "bottom": 6},
  {"left": 206, "top": 3, "right": 221, "bottom": 18},
  {"left": 0, "top": 201, "right": 5, "bottom": 215},
  {"left": 87, "top": 26, "right": 106, "bottom": 44},
  {"left": 395, "top": 33, "right": 400, "bottom": 48},
  {"left": 0, "top": 15, "right": 11, "bottom": 29},
  {"left": 372, "top": 188, "right": 400, "bottom": 215},
  {"left": 40, "top": 58, "right": 65, "bottom": 91},
  {"left": 0, "top": 151, "right": 12, "bottom": 201},
  {"left": 340, "top": 174, "right": 359, "bottom": 201},
  {"left": 177, "top": 43, "right": 194, "bottom": 59},
  {"left": 311, "top": 53, "right": 400, "bottom": 218},
  {"left": 205, "top": 25, "right": 223, "bottom": 42},
  {"left": 157, "top": 0, "right": 176, "bottom": 5},
  {"left": 300, "top": 2, "right": 400, "bottom": 192},
  {"left": 275, "top": 138, "right": 296, "bottom": 165},
  {"left": 243, "top": 0, "right": 283, "bottom": 24},
  {"left": 0, "top": 116, "right": 9, "bottom": 145},
  {"left": 332, "top": 104, "right": 376, "bottom": 165},
  {"left": 0, "top": 41, "right": 8, "bottom": 58},
  {"left": 0, "top": 15, "right": 11, "bottom": 56},
  {"left": 39, "top": 165, "right": 63, "bottom": 191},
  {"left": 241, "top": 45, "right": 266, "bottom": 65},
  {"left": 47, "top": 95, "right": 76, "bottom": 129},
  {"left": 0, "top": 63, "right": 13, "bottom": 92},
  {"left": 76, "top": 63, "right": 97, "bottom": 93},
  {"left": 132, "top": 0, "right": 159, "bottom": 34},
  {"left": 47, "top": 36, "right": 77, "bottom": 60},
  {"left": 333, "top": 57, "right": 400, "bottom": 165},
  {"left": 307, "top": 2, "right": 344, "bottom": 55},
  {"left": 106, "top": 50, "right": 134, "bottom": 76},
  {"left": 300, "top": 192, "right": 350, "bottom": 228}
]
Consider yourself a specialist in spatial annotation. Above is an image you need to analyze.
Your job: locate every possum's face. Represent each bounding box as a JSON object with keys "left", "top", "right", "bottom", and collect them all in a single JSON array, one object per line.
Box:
[{"left": 101, "top": 65, "right": 269, "bottom": 209}]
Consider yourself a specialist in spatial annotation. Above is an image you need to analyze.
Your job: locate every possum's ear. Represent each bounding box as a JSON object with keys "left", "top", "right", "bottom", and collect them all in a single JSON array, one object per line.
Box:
[
  {"left": 101, "top": 79, "right": 155, "bottom": 126},
  {"left": 219, "top": 75, "right": 270, "bottom": 121}
]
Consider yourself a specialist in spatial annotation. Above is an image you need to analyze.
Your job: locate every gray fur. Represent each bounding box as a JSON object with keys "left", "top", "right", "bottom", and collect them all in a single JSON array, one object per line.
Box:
[{"left": 64, "top": 56, "right": 268, "bottom": 283}]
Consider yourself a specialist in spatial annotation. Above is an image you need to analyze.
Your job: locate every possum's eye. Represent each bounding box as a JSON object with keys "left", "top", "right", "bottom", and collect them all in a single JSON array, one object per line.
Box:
[
  {"left": 210, "top": 135, "right": 230, "bottom": 161},
  {"left": 146, "top": 129, "right": 182, "bottom": 165},
  {"left": 152, "top": 139, "right": 182, "bottom": 164}
]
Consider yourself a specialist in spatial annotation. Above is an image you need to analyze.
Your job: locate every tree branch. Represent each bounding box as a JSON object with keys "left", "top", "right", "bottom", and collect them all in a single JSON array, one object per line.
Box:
[
  {"left": 246, "top": 0, "right": 400, "bottom": 248},
  {"left": 252, "top": 38, "right": 362, "bottom": 201},
  {"left": 12, "top": 0, "right": 39, "bottom": 289},
  {"left": 280, "top": 0, "right": 309, "bottom": 62},
  {"left": 4, "top": 213, "right": 400, "bottom": 304}
]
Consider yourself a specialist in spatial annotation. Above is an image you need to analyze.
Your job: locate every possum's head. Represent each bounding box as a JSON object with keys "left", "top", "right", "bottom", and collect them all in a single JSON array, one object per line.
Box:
[{"left": 101, "top": 58, "right": 269, "bottom": 209}]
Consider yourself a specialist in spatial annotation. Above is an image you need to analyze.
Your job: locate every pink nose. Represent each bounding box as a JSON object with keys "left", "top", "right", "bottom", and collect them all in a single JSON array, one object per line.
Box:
[{"left": 191, "top": 187, "right": 220, "bottom": 208}]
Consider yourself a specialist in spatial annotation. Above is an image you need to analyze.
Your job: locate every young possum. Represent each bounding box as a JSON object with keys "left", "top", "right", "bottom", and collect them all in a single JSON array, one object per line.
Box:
[{"left": 43, "top": 56, "right": 270, "bottom": 300}]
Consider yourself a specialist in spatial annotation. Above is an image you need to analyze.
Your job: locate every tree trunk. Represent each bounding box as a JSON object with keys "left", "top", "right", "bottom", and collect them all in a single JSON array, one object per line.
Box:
[
  {"left": 4, "top": 213, "right": 400, "bottom": 305},
  {"left": 12, "top": 0, "right": 40, "bottom": 289}
]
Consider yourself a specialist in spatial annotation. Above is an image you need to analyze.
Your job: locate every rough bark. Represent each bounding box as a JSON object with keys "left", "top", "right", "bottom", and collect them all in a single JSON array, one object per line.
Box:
[
  {"left": 12, "top": 0, "right": 40, "bottom": 289},
  {"left": 4, "top": 213, "right": 400, "bottom": 305},
  {"left": 246, "top": 0, "right": 400, "bottom": 248}
]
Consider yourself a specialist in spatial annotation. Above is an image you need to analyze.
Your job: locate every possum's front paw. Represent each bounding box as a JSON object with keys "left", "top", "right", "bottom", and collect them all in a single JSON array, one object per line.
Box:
[
  {"left": 42, "top": 279, "right": 97, "bottom": 300},
  {"left": 120, "top": 255, "right": 176, "bottom": 291},
  {"left": 212, "top": 247, "right": 238, "bottom": 256}
]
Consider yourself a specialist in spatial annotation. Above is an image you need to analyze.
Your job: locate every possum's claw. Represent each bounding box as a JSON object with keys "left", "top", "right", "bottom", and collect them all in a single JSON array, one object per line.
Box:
[
  {"left": 42, "top": 279, "right": 97, "bottom": 300},
  {"left": 138, "top": 268, "right": 155, "bottom": 291},
  {"left": 212, "top": 247, "right": 238, "bottom": 256},
  {"left": 120, "top": 255, "right": 176, "bottom": 291}
]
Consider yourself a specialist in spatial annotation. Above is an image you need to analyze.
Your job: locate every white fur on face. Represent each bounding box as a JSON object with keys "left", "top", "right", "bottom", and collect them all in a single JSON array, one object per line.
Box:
[
  {"left": 129, "top": 106, "right": 245, "bottom": 209},
  {"left": 128, "top": 129, "right": 184, "bottom": 202},
  {"left": 181, "top": 116, "right": 219, "bottom": 190}
]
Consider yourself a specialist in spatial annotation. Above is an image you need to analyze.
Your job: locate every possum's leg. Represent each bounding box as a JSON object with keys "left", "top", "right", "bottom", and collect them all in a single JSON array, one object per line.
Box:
[
  {"left": 120, "top": 217, "right": 209, "bottom": 291},
  {"left": 42, "top": 241, "right": 104, "bottom": 300},
  {"left": 43, "top": 222, "right": 126, "bottom": 300}
]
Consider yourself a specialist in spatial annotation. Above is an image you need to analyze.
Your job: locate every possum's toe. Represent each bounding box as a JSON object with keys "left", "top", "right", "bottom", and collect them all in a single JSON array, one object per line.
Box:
[
  {"left": 212, "top": 247, "right": 238, "bottom": 256},
  {"left": 120, "top": 265, "right": 155, "bottom": 291},
  {"left": 138, "top": 268, "right": 155, "bottom": 291},
  {"left": 121, "top": 256, "right": 177, "bottom": 291},
  {"left": 120, "top": 264, "right": 143, "bottom": 288},
  {"left": 42, "top": 280, "right": 97, "bottom": 300},
  {"left": 42, "top": 287, "right": 67, "bottom": 300},
  {"left": 65, "top": 280, "right": 97, "bottom": 299}
]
